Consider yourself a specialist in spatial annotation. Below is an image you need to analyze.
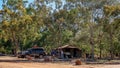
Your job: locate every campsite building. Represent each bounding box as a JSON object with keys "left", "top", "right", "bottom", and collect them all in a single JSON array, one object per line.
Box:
[{"left": 54, "top": 45, "right": 82, "bottom": 59}]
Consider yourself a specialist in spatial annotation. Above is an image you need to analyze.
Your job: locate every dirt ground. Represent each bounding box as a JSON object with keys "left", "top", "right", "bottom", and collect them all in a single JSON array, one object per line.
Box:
[
  {"left": 0, "top": 56, "right": 120, "bottom": 68},
  {"left": 0, "top": 62, "right": 120, "bottom": 68}
]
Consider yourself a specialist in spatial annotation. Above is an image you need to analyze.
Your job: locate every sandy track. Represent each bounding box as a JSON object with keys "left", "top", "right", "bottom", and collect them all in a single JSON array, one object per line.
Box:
[
  {"left": 0, "top": 62, "right": 120, "bottom": 68},
  {"left": 0, "top": 56, "right": 120, "bottom": 68}
]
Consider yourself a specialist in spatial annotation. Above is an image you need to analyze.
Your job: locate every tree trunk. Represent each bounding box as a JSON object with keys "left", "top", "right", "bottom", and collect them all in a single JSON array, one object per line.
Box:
[
  {"left": 110, "top": 31, "right": 114, "bottom": 60},
  {"left": 118, "top": 53, "right": 120, "bottom": 59},
  {"left": 14, "top": 39, "right": 19, "bottom": 56},
  {"left": 12, "top": 32, "right": 19, "bottom": 56},
  {"left": 89, "top": 25, "right": 94, "bottom": 61},
  {"left": 99, "top": 38, "right": 102, "bottom": 59},
  {"left": 90, "top": 40, "right": 94, "bottom": 61},
  {"left": 11, "top": 39, "right": 18, "bottom": 56},
  {"left": 100, "top": 48, "right": 102, "bottom": 59}
]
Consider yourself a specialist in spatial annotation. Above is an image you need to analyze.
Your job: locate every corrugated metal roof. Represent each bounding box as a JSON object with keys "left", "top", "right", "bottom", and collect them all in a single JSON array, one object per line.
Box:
[{"left": 58, "top": 45, "right": 81, "bottom": 50}]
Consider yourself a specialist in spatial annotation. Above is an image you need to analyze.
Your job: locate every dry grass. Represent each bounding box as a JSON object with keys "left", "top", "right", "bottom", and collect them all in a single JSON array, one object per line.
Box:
[
  {"left": 0, "top": 62, "right": 120, "bottom": 68},
  {"left": 0, "top": 56, "right": 120, "bottom": 68}
]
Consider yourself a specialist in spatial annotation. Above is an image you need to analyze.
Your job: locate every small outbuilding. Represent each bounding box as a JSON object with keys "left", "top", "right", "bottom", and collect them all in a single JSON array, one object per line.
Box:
[{"left": 55, "top": 45, "right": 82, "bottom": 59}]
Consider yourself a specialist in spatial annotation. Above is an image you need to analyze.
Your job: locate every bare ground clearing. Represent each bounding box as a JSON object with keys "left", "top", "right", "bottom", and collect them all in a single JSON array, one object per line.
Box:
[{"left": 0, "top": 56, "right": 120, "bottom": 68}]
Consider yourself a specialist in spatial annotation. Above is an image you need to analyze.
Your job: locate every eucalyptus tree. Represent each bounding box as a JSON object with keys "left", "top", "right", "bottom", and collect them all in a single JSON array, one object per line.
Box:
[
  {"left": 0, "top": 0, "right": 43, "bottom": 55},
  {"left": 103, "top": 5, "right": 120, "bottom": 59},
  {"left": 63, "top": 0, "right": 120, "bottom": 60},
  {"left": 23, "top": 0, "right": 50, "bottom": 47}
]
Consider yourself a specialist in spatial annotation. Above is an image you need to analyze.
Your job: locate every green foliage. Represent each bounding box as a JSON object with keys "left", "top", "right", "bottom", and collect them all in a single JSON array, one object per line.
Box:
[
  {"left": 0, "top": 0, "right": 120, "bottom": 59},
  {"left": 0, "top": 46, "right": 6, "bottom": 53}
]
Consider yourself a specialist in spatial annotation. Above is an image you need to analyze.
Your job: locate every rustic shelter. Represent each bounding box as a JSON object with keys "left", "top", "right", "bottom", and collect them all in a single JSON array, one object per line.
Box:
[{"left": 56, "top": 45, "right": 82, "bottom": 59}]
